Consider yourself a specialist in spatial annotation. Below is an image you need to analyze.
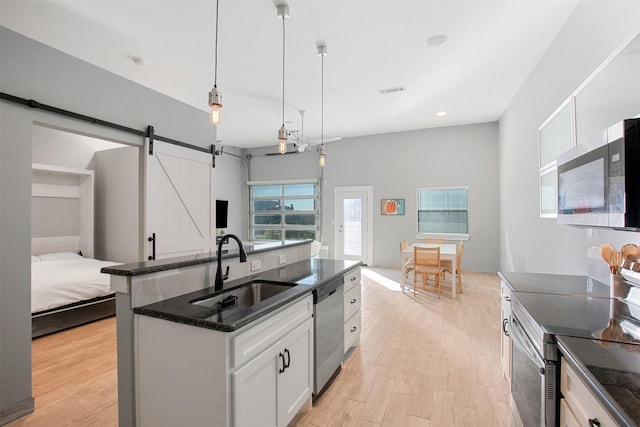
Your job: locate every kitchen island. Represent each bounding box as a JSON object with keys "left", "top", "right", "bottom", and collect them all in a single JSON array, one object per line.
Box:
[{"left": 102, "top": 240, "right": 361, "bottom": 427}]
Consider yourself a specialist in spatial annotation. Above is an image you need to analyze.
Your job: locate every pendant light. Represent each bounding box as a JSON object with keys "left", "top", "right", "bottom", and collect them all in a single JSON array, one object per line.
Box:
[
  {"left": 208, "top": 0, "right": 222, "bottom": 125},
  {"left": 318, "top": 43, "right": 327, "bottom": 167},
  {"left": 277, "top": 4, "right": 289, "bottom": 154}
]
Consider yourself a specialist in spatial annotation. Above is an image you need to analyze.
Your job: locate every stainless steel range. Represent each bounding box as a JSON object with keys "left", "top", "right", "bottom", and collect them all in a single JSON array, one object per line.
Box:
[{"left": 506, "top": 271, "right": 640, "bottom": 427}]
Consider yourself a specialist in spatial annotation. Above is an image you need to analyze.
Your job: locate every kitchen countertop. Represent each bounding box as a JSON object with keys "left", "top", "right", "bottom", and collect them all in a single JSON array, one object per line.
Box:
[
  {"left": 134, "top": 258, "right": 360, "bottom": 332},
  {"left": 500, "top": 271, "right": 640, "bottom": 426},
  {"left": 558, "top": 336, "right": 640, "bottom": 427},
  {"left": 102, "top": 239, "right": 311, "bottom": 277}
]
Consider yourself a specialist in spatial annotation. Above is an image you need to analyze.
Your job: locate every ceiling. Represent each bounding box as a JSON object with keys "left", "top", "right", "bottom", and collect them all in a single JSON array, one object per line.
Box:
[{"left": 1, "top": 0, "right": 578, "bottom": 149}]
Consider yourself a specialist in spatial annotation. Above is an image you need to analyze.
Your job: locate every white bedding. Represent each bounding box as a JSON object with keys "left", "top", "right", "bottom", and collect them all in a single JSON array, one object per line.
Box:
[{"left": 31, "top": 253, "right": 119, "bottom": 313}]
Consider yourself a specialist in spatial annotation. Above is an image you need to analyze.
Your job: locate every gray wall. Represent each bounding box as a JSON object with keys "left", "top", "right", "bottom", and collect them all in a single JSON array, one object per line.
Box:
[
  {"left": 249, "top": 122, "right": 500, "bottom": 272},
  {"left": 498, "top": 1, "right": 640, "bottom": 277},
  {"left": 214, "top": 147, "right": 249, "bottom": 240},
  {"left": 0, "top": 27, "right": 224, "bottom": 423}
]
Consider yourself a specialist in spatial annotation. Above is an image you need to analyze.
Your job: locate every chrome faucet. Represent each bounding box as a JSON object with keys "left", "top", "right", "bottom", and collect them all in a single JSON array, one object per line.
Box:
[{"left": 215, "top": 234, "right": 247, "bottom": 291}]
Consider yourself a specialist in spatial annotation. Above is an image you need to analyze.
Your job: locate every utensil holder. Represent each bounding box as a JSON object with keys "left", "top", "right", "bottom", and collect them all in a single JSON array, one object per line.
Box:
[{"left": 610, "top": 274, "right": 630, "bottom": 299}]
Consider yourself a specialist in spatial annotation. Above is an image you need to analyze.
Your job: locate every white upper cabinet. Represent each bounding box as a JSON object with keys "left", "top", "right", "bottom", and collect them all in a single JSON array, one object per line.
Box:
[
  {"left": 538, "top": 30, "right": 640, "bottom": 219},
  {"left": 575, "top": 32, "right": 640, "bottom": 146}
]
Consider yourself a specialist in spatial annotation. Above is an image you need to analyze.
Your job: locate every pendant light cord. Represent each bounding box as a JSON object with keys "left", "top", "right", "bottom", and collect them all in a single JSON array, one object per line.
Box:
[
  {"left": 214, "top": 0, "right": 219, "bottom": 87},
  {"left": 321, "top": 52, "right": 324, "bottom": 146},
  {"left": 281, "top": 17, "right": 286, "bottom": 126}
]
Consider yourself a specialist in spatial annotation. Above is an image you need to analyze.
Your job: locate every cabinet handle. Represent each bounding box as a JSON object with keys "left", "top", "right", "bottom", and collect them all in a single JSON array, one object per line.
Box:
[
  {"left": 351, "top": 326, "right": 357, "bottom": 333},
  {"left": 148, "top": 233, "right": 156, "bottom": 261},
  {"left": 502, "top": 318, "right": 510, "bottom": 337},
  {"left": 350, "top": 298, "right": 357, "bottom": 304},
  {"left": 589, "top": 418, "right": 601, "bottom": 427},
  {"left": 284, "top": 348, "right": 291, "bottom": 369},
  {"left": 350, "top": 276, "right": 357, "bottom": 282},
  {"left": 504, "top": 295, "right": 511, "bottom": 302},
  {"left": 278, "top": 353, "right": 286, "bottom": 374}
]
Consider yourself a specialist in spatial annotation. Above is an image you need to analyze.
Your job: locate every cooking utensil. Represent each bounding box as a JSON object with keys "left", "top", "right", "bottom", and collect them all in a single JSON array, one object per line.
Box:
[
  {"left": 600, "top": 244, "right": 617, "bottom": 273},
  {"left": 622, "top": 243, "right": 639, "bottom": 262}
]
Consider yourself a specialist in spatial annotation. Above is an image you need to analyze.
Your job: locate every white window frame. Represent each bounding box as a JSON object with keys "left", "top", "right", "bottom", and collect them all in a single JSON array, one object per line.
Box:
[
  {"left": 416, "top": 186, "right": 470, "bottom": 241},
  {"left": 248, "top": 179, "right": 320, "bottom": 243}
]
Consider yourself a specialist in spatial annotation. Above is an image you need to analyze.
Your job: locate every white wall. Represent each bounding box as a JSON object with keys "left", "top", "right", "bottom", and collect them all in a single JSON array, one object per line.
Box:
[
  {"left": 249, "top": 122, "right": 500, "bottom": 272},
  {"left": 499, "top": 1, "right": 640, "bottom": 276}
]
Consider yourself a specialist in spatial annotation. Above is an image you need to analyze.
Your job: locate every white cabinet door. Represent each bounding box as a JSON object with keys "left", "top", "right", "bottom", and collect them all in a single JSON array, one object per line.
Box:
[
  {"left": 278, "top": 318, "right": 313, "bottom": 425},
  {"left": 144, "top": 138, "right": 214, "bottom": 260},
  {"left": 500, "top": 281, "right": 512, "bottom": 384},
  {"left": 232, "top": 341, "right": 280, "bottom": 427},
  {"left": 233, "top": 317, "right": 313, "bottom": 427}
]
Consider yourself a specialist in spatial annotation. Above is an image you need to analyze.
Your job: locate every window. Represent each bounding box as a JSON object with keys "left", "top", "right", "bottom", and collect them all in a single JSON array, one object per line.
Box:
[
  {"left": 417, "top": 187, "right": 468, "bottom": 235},
  {"left": 249, "top": 181, "right": 319, "bottom": 242}
]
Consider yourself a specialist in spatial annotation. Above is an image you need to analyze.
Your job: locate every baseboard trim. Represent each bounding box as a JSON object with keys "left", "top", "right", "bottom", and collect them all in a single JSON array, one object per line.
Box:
[{"left": 1, "top": 397, "right": 34, "bottom": 425}]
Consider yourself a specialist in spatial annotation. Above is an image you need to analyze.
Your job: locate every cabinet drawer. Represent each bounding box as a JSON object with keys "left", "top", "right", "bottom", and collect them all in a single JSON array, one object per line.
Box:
[
  {"left": 232, "top": 295, "right": 313, "bottom": 369},
  {"left": 560, "top": 357, "right": 619, "bottom": 427},
  {"left": 560, "top": 398, "right": 581, "bottom": 427},
  {"left": 344, "top": 310, "right": 361, "bottom": 353},
  {"left": 344, "top": 283, "right": 361, "bottom": 321},
  {"left": 344, "top": 268, "right": 361, "bottom": 292}
]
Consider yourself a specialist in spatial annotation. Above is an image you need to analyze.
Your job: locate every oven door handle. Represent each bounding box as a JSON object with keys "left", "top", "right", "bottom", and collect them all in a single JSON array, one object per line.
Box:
[{"left": 511, "top": 316, "right": 544, "bottom": 368}]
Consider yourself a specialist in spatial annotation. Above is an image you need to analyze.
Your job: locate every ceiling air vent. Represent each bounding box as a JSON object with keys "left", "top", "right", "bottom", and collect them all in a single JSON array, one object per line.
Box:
[{"left": 378, "top": 85, "right": 407, "bottom": 94}]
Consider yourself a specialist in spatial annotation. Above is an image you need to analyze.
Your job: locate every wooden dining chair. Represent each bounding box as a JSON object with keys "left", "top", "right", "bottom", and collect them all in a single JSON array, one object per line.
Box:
[
  {"left": 413, "top": 246, "right": 443, "bottom": 297},
  {"left": 400, "top": 240, "right": 414, "bottom": 280},
  {"left": 423, "top": 237, "right": 445, "bottom": 244},
  {"left": 442, "top": 242, "right": 464, "bottom": 293}
]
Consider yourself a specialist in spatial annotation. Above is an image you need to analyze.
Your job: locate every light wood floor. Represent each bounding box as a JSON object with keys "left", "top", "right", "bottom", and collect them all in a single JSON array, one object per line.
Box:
[{"left": 8, "top": 269, "right": 509, "bottom": 427}]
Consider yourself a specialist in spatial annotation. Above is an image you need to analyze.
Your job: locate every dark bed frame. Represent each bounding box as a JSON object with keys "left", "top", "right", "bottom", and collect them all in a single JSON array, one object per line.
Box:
[{"left": 32, "top": 294, "right": 115, "bottom": 339}]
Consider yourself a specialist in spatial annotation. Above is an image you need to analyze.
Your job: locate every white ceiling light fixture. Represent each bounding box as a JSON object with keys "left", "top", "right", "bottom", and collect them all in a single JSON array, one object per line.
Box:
[
  {"left": 208, "top": 0, "right": 223, "bottom": 125},
  {"left": 277, "top": 4, "right": 290, "bottom": 155},
  {"left": 436, "top": 111, "right": 448, "bottom": 117},
  {"left": 318, "top": 43, "right": 327, "bottom": 168},
  {"left": 132, "top": 56, "right": 148, "bottom": 66},
  {"left": 427, "top": 34, "right": 449, "bottom": 46}
]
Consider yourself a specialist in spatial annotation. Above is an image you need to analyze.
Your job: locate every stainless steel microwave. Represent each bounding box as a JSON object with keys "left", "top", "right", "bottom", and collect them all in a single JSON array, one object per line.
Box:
[{"left": 557, "top": 118, "right": 640, "bottom": 230}]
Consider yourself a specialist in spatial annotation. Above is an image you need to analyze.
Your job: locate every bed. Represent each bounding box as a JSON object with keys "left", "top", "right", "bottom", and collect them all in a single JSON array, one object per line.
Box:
[
  {"left": 31, "top": 248, "right": 120, "bottom": 338},
  {"left": 31, "top": 163, "right": 121, "bottom": 338}
]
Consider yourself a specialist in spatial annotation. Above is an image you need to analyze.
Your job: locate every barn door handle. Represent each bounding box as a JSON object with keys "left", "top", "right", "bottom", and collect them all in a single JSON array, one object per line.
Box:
[{"left": 148, "top": 233, "right": 156, "bottom": 260}]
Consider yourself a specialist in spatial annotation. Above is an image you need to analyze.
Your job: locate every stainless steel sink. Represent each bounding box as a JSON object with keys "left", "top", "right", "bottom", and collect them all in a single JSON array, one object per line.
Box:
[{"left": 190, "top": 280, "right": 296, "bottom": 311}]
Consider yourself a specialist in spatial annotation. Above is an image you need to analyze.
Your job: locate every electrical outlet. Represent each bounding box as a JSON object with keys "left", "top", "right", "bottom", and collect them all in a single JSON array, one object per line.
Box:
[
  {"left": 251, "top": 259, "right": 261, "bottom": 271},
  {"left": 279, "top": 254, "right": 287, "bottom": 265},
  {"left": 279, "top": 268, "right": 287, "bottom": 278}
]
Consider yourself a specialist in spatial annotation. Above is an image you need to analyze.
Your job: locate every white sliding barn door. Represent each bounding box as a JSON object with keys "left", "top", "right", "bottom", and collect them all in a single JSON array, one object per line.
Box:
[{"left": 144, "top": 139, "right": 214, "bottom": 260}]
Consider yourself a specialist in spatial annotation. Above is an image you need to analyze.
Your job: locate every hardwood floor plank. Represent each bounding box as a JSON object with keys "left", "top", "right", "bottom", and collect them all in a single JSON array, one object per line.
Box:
[{"left": 10, "top": 269, "right": 510, "bottom": 427}]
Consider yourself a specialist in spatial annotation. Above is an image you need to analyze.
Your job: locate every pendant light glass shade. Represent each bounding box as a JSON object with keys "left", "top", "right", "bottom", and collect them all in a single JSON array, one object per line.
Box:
[
  {"left": 208, "top": 0, "right": 222, "bottom": 125},
  {"left": 319, "top": 145, "right": 326, "bottom": 167},
  {"left": 276, "top": 4, "right": 289, "bottom": 154},
  {"left": 209, "top": 86, "right": 222, "bottom": 125}
]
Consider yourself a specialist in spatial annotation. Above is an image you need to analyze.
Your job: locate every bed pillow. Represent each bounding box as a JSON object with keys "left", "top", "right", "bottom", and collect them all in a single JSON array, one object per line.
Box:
[
  {"left": 31, "top": 255, "right": 41, "bottom": 262},
  {"left": 38, "top": 252, "right": 83, "bottom": 261}
]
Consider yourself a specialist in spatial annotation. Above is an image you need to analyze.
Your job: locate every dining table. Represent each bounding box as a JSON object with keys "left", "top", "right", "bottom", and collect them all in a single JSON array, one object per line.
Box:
[{"left": 402, "top": 242, "right": 458, "bottom": 298}]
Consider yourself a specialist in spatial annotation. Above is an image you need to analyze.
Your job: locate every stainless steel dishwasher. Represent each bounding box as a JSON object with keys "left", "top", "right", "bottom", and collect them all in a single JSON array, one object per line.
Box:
[{"left": 313, "top": 276, "right": 344, "bottom": 396}]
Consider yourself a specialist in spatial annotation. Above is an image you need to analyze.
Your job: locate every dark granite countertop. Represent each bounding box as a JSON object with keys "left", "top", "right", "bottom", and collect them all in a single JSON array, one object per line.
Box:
[
  {"left": 102, "top": 239, "right": 311, "bottom": 277},
  {"left": 558, "top": 336, "right": 640, "bottom": 427},
  {"left": 134, "top": 258, "right": 360, "bottom": 332}
]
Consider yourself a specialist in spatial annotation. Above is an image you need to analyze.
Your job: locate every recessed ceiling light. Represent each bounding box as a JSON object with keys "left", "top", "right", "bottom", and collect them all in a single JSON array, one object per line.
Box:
[
  {"left": 427, "top": 34, "right": 448, "bottom": 47},
  {"left": 132, "top": 56, "right": 148, "bottom": 66},
  {"left": 378, "top": 86, "right": 407, "bottom": 94},
  {"left": 436, "top": 111, "right": 447, "bottom": 117}
]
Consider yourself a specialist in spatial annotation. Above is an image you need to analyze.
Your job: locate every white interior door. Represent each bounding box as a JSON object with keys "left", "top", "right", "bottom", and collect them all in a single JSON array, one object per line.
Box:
[
  {"left": 144, "top": 139, "right": 214, "bottom": 260},
  {"left": 334, "top": 186, "right": 372, "bottom": 265}
]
